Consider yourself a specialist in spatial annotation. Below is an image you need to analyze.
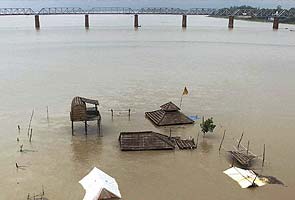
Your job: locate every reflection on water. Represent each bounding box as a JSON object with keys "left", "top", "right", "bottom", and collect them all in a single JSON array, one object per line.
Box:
[{"left": 0, "top": 15, "right": 295, "bottom": 200}]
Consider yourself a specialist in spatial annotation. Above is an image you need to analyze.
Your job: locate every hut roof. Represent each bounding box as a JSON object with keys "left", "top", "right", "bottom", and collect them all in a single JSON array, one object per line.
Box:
[
  {"left": 80, "top": 97, "right": 99, "bottom": 105},
  {"left": 119, "top": 131, "right": 175, "bottom": 151},
  {"left": 71, "top": 96, "right": 99, "bottom": 108},
  {"left": 160, "top": 101, "right": 180, "bottom": 111},
  {"left": 145, "top": 102, "right": 194, "bottom": 126}
]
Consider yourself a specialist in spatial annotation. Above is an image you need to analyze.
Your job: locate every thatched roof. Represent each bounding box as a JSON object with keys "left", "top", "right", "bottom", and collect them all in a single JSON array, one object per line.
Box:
[
  {"left": 160, "top": 101, "right": 180, "bottom": 111},
  {"left": 119, "top": 131, "right": 175, "bottom": 151},
  {"left": 145, "top": 102, "right": 194, "bottom": 126}
]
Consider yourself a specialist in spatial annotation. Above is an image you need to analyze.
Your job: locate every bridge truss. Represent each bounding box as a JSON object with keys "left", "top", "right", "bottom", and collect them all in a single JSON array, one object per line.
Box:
[{"left": 0, "top": 7, "right": 294, "bottom": 18}]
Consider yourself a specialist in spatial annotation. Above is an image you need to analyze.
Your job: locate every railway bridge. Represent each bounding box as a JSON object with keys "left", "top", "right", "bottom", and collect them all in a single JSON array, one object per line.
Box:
[{"left": 0, "top": 7, "right": 294, "bottom": 29}]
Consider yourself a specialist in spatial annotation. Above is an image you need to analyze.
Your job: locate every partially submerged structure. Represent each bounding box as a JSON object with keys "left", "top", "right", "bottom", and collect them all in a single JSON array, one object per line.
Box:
[
  {"left": 79, "top": 167, "right": 121, "bottom": 200},
  {"left": 119, "top": 131, "right": 196, "bottom": 151},
  {"left": 223, "top": 167, "right": 266, "bottom": 188},
  {"left": 119, "top": 131, "right": 175, "bottom": 151},
  {"left": 70, "top": 96, "right": 101, "bottom": 136},
  {"left": 223, "top": 167, "right": 284, "bottom": 188},
  {"left": 145, "top": 102, "right": 194, "bottom": 126}
]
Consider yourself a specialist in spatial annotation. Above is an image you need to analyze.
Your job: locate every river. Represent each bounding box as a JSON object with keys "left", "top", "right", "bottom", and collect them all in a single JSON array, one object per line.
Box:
[{"left": 0, "top": 14, "right": 295, "bottom": 199}]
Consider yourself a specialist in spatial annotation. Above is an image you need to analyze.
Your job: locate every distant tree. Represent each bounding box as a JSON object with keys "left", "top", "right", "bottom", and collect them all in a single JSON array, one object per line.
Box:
[
  {"left": 277, "top": 5, "right": 282, "bottom": 10},
  {"left": 200, "top": 117, "right": 216, "bottom": 135}
]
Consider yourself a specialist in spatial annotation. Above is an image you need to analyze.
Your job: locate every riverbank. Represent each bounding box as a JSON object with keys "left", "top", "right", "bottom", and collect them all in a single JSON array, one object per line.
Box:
[{"left": 209, "top": 16, "right": 295, "bottom": 25}]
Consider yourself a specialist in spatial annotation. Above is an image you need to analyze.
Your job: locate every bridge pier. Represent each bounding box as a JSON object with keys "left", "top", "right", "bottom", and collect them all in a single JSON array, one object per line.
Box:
[
  {"left": 273, "top": 17, "right": 279, "bottom": 29},
  {"left": 134, "top": 14, "right": 139, "bottom": 28},
  {"left": 85, "top": 14, "right": 89, "bottom": 29},
  {"left": 35, "top": 15, "right": 40, "bottom": 29},
  {"left": 228, "top": 16, "right": 234, "bottom": 29},
  {"left": 182, "top": 15, "right": 187, "bottom": 28}
]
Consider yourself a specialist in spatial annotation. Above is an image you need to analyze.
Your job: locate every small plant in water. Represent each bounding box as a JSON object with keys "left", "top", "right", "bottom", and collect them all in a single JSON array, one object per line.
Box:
[{"left": 200, "top": 117, "right": 216, "bottom": 136}]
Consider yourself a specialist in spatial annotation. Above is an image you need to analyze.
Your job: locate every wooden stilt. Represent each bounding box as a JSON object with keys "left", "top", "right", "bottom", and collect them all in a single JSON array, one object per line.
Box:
[
  {"left": 237, "top": 132, "right": 244, "bottom": 149},
  {"left": 71, "top": 121, "right": 74, "bottom": 136},
  {"left": 219, "top": 130, "right": 226, "bottom": 152},
  {"left": 85, "top": 121, "right": 87, "bottom": 135}
]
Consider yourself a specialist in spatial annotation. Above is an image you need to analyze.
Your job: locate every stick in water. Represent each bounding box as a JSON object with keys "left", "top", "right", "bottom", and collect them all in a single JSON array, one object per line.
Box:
[
  {"left": 27, "top": 109, "right": 34, "bottom": 137},
  {"left": 219, "top": 130, "right": 226, "bottom": 152},
  {"left": 237, "top": 132, "right": 244, "bottom": 150},
  {"left": 47, "top": 106, "right": 49, "bottom": 122},
  {"left": 29, "top": 128, "right": 33, "bottom": 142}
]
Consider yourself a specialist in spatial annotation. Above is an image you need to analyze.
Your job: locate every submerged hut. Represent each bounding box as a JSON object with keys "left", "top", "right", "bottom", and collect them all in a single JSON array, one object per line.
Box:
[
  {"left": 119, "top": 131, "right": 175, "bottom": 151},
  {"left": 145, "top": 101, "right": 194, "bottom": 126},
  {"left": 70, "top": 96, "right": 101, "bottom": 136}
]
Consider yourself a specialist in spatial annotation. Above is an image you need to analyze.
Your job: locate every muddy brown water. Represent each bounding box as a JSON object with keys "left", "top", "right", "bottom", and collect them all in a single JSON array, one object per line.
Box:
[{"left": 0, "top": 15, "right": 295, "bottom": 199}]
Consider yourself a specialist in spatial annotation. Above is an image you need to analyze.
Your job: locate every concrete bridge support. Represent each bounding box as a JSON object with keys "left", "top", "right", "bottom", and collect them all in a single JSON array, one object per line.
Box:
[
  {"left": 273, "top": 17, "right": 279, "bottom": 29},
  {"left": 35, "top": 15, "right": 40, "bottom": 29},
  {"left": 134, "top": 14, "right": 139, "bottom": 28},
  {"left": 85, "top": 14, "right": 89, "bottom": 29},
  {"left": 182, "top": 14, "right": 187, "bottom": 28},
  {"left": 228, "top": 16, "right": 234, "bottom": 29}
]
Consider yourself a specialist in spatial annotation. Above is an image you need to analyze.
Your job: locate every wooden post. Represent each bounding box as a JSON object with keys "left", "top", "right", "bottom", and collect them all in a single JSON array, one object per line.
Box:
[
  {"left": 237, "top": 132, "right": 244, "bottom": 150},
  {"left": 262, "top": 144, "right": 266, "bottom": 167},
  {"left": 219, "top": 130, "right": 226, "bottom": 152},
  {"left": 97, "top": 119, "right": 101, "bottom": 136},
  {"left": 169, "top": 128, "right": 172, "bottom": 138},
  {"left": 29, "top": 128, "right": 33, "bottom": 142},
  {"left": 27, "top": 109, "right": 34, "bottom": 137},
  {"left": 85, "top": 121, "right": 87, "bottom": 135},
  {"left": 182, "top": 14, "right": 187, "bottom": 28},
  {"left": 128, "top": 109, "right": 131, "bottom": 117},
  {"left": 71, "top": 121, "right": 74, "bottom": 136},
  {"left": 35, "top": 15, "right": 40, "bottom": 29},
  {"left": 85, "top": 14, "right": 89, "bottom": 29},
  {"left": 134, "top": 14, "right": 139, "bottom": 28},
  {"left": 228, "top": 16, "right": 234, "bottom": 29},
  {"left": 273, "top": 16, "right": 279, "bottom": 30},
  {"left": 246, "top": 141, "right": 250, "bottom": 155}
]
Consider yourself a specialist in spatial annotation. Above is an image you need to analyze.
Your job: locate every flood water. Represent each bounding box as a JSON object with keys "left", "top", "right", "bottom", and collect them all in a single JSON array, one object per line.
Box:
[{"left": 0, "top": 15, "right": 295, "bottom": 199}]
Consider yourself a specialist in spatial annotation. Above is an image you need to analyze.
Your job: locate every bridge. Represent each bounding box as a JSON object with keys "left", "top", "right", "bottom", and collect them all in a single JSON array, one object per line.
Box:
[{"left": 0, "top": 7, "right": 294, "bottom": 29}]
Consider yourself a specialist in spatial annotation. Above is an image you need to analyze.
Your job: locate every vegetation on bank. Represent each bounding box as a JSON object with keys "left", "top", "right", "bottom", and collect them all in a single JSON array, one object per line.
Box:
[{"left": 211, "top": 5, "right": 295, "bottom": 25}]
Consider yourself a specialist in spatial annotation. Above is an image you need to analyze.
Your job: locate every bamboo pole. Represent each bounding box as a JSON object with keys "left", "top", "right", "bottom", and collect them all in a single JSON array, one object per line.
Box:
[
  {"left": 179, "top": 95, "right": 183, "bottom": 108},
  {"left": 247, "top": 141, "right": 250, "bottom": 155},
  {"left": 29, "top": 128, "right": 33, "bottom": 142},
  {"left": 27, "top": 109, "right": 34, "bottom": 137},
  {"left": 219, "top": 130, "right": 226, "bottom": 152},
  {"left": 237, "top": 132, "right": 244, "bottom": 150},
  {"left": 262, "top": 144, "right": 266, "bottom": 167}
]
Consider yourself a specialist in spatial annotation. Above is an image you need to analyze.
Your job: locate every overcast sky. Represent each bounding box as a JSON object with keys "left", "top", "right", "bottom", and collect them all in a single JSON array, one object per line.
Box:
[{"left": 0, "top": 0, "right": 294, "bottom": 9}]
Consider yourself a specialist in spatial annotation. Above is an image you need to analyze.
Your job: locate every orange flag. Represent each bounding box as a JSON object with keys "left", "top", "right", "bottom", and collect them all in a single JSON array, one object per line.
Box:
[{"left": 182, "top": 86, "right": 188, "bottom": 95}]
